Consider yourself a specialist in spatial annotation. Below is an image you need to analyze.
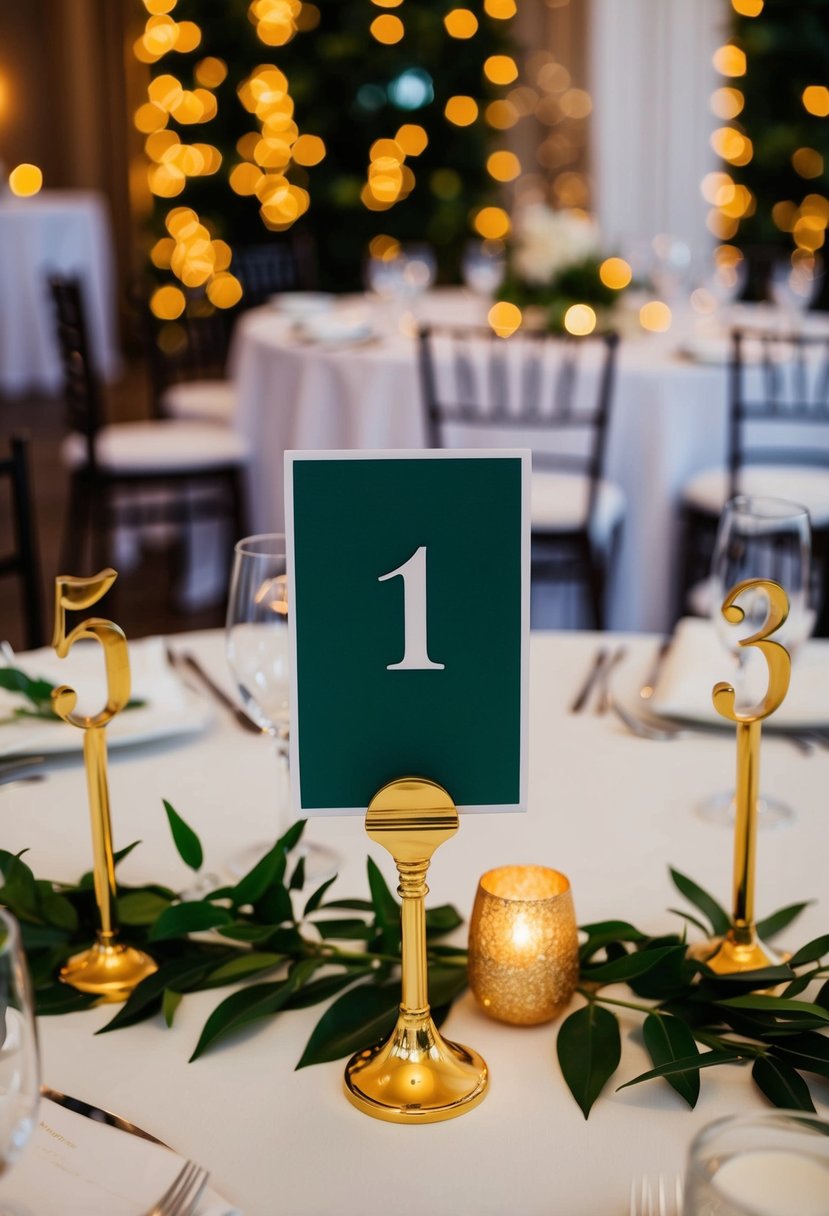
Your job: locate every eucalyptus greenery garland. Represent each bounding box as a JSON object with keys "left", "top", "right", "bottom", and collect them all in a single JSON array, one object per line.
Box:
[{"left": 2, "top": 801, "right": 827, "bottom": 1117}]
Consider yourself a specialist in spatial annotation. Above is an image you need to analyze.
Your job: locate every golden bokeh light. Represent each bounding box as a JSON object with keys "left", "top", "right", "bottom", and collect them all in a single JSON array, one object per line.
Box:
[
  {"left": 144, "top": 0, "right": 177, "bottom": 12},
  {"left": 488, "top": 301, "right": 522, "bottom": 338},
  {"left": 731, "top": 0, "right": 763, "bottom": 14},
  {"left": 149, "top": 163, "right": 186, "bottom": 197},
  {"left": 802, "top": 85, "right": 829, "bottom": 117},
  {"left": 371, "top": 0, "right": 403, "bottom": 5},
  {"left": 715, "top": 244, "right": 744, "bottom": 267},
  {"left": 563, "top": 304, "right": 596, "bottom": 336},
  {"left": 150, "top": 237, "right": 175, "bottom": 268},
  {"left": 174, "top": 21, "right": 202, "bottom": 53},
  {"left": 639, "top": 301, "right": 672, "bottom": 332},
  {"left": 710, "top": 126, "right": 753, "bottom": 166},
  {"left": 474, "top": 206, "right": 511, "bottom": 240},
  {"left": 229, "top": 162, "right": 264, "bottom": 195},
  {"left": 9, "top": 163, "right": 43, "bottom": 197},
  {"left": 485, "top": 99, "right": 519, "bottom": 129},
  {"left": 444, "top": 9, "right": 479, "bottom": 38},
  {"left": 195, "top": 57, "right": 228, "bottom": 88},
  {"left": 396, "top": 124, "right": 428, "bottom": 156},
  {"left": 143, "top": 15, "right": 179, "bottom": 57},
  {"left": 710, "top": 87, "right": 744, "bottom": 120},
  {"left": 486, "top": 150, "right": 521, "bottom": 182},
  {"left": 706, "top": 210, "right": 739, "bottom": 240},
  {"left": 150, "top": 284, "right": 186, "bottom": 320},
  {"left": 559, "top": 88, "right": 592, "bottom": 119},
  {"left": 700, "top": 170, "right": 735, "bottom": 206},
  {"left": 207, "top": 272, "right": 243, "bottom": 309},
  {"left": 599, "top": 257, "right": 632, "bottom": 290},
  {"left": 146, "top": 129, "right": 179, "bottom": 161},
  {"left": 712, "top": 45, "right": 747, "bottom": 77},
  {"left": 484, "top": 0, "right": 517, "bottom": 16},
  {"left": 771, "top": 201, "right": 797, "bottom": 231},
  {"left": 369, "top": 234, "right": 401, "bottom": 259},
  {"left": 370, "top": 138, "right": 403, "bottom": 162},
  {"left": 135, "top": 102, "right": 168, "bottom": 134},
  {"left": 792, "top": 147, "right": 824, "bottom": 179},
  {"left": 370, "top": 14, "right": 404, "bottom": 44},
  {"left": 148, "top": 74, "right": 184, "bottom": 111},
  {"left": 484, "top": 55, "right": 519, "bottom": 85},
  {"left": 292, "top": 134, "right": 326, "bottom": 165},
  {"left": 445, "top": 95, "right": 479, "bottom": 126}
]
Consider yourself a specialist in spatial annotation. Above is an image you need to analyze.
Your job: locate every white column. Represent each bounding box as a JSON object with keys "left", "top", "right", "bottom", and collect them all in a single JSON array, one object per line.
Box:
[{"left": 588, "top": 0, "right": 729, "bottom": 259}]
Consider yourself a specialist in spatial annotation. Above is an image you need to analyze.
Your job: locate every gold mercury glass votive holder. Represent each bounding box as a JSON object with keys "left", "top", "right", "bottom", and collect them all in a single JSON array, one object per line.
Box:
[{"left": 468, "top": 865, "right": 579, "bottom": 1026}]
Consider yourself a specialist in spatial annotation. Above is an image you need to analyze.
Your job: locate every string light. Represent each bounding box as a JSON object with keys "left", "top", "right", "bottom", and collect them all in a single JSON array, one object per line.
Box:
[
  {"left": 599, "top": 258, "right": 632, "bottom": 289},
  {"left": 370, "top": 14, "right": 404, "bottom": 44},
  {"left": 8, "top": 164, "right": 43, "bottom": 196},
  {"left": 444, "top": 9, "right": 479, "bottom": 39},
  {"left": 563, "top": 304, "right": 596, "bottom": 336},
  {"left": 802, "top": 86, "right": 829, "bottom": 118},
  {"left": 488, "top": 301, "right": 522, "bottom": 337},
  {"left": 639, "top": 301, "right": 672, "bottom": 332},
  {"left": 445, "top": 95, "right": 479, "bottom": 126},
  {"left": 474, "top": 206, "right": 511, "bottom": 239}
]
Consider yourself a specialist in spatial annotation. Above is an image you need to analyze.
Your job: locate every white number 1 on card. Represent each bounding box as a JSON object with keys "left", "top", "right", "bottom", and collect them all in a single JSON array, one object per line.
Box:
[{"left": 379, "top": 546, "right": 445, "bottom": 671}]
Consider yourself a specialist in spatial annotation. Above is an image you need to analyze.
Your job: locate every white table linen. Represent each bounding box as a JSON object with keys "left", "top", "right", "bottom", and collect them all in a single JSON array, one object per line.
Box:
[
  {"left": 7, "top": 629, "right": 827, "bottom": 1215},
  {"left": 230, "top": 293, "right": 730, "bottom": 632},
  {"left": 0, "top": 190, "right": 121, "bottom": 395}
]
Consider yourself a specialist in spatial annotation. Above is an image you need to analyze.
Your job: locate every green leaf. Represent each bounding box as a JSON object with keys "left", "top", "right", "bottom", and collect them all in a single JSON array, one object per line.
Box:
[
  {"left": 0, "top": 667, "right": 54, "bottom": 707},
  {"left": 316, "top": 918, "right": 373, "bottom": 941},
  {"left": 289, "top": 855, "right": 306, "bottom": 891},
  {"left": 1, "top": 852, "right": 39, "bottom": 917},
  {"left": 283, "top": 967, "right": 373, "bottom": 1010},
  {"left": 781, "top": 976, "right": 813, "bottom": 999},
  {"left": 817, "top": 980, "right": 829, "bottom": 1012},
  {"left": 112, "top": 840, "right": 142, "bottom": 867},
  {"left": 367, "top": 857, "right": 399, "bottom": 924},
  {"left": 556, "top": 1003, "right": 621, "bottom": 1119},
  {"left": 117, "top": 891, "right": 172, "bottom": 926},
  {"left": 277, "top": 819, "right": 306, "bottom": 853},
  {"left": 717, "top": 995, "right": 829, "bottom": 1022},
  {"left": 789, "top": 934, "right": 829, "bottom": 968},
  {"left": 98, "top": 956, "right": 222, "bottom": 1033},
  {"left": 424, "top": 904, "right": 464, "bottom": 937},
  {"left": 756, "top": 901, "right": 812, "bottom": 940},
  {"left": 163, "top": 800, "right": 203, "bottom": 872},
  {"left": 582, "top": 944, "right": 681, "bottom": 985},
  {"left": 770, "top": 1033, "right": 829, "bottom": 1080},
  {"left": 697, "top": 965, "right": 796, "bottom": 990},
  {"left": 629, "top": 944, "right": 692, "bottom": 1000},
  {"left": 579, "top": 920, "right": 647, "bottom": 961},
  {"left": 321, "top": 899, "right": 373, "bottom": 912},
  {"left": 296, "top": 981, "right": 399, "bottom": 1069},
  {"left": 190, "top": 958, "right": 319, "bottom": 1061},
  {"left": 162, "top": 989, "right": 182, "bottom": 1028},
  {"left": 752, "top": 1056, "right": 815, "bottom": 1111},
  {"left": 669, "top": 868, "right": 730, "bottom": 936},
  {"left": 303, "top": 875, "right": 337, "bottom": 917},
  {"left": 148, "top": 901, "right": 234, "bottom": 941},
  {"left": 205, "top": 952, "right": 285, "bottom": 985},
  {"left": 218, "top": 921, "right": 285, "bottom": 944},
  {"left": 667, "top": 907, "right": 712, "bottom": 937},
  {"left": 618, "top": 1050, "right": 746, "bottom": 1092},
  {"left": 231, "top": 844, "right": 285, "bottom": 909},
  {"left": 642, "top": 1013, "right": 700, "bottom": 1108},
  {"left": 427, "top": 962, "right": 468, "bottom": 1007},
  {"left": 39, "top": 891, "right": 78, "bottom": 932},
  {"left": 36, "top": 983, "right": 97, "bottom": 1015}
]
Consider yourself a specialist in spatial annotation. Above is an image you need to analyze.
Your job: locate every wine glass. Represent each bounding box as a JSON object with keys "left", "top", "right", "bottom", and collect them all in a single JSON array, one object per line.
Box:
[
  {"left": 461, "top": 240, "right": 506, "bottom": 297},
  {"left": 0, "top": 909, "right": 40, "bottom": 1186},
  {"left": 768, "top": 254, "right": 824, "bottom": 324},
  {"left": 226, "top": 534, "right": 338, "bottom": 882},
  {"left": 698, "top": 494, "right": 812, "bottom": 827}
]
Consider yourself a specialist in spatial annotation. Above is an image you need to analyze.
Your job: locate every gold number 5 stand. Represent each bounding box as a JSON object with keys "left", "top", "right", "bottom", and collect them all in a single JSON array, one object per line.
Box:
[
  {"left": 707, "top": 578, "right": 792, "bottom": 975},
  {"left": 344, "top": 778, "right": 489, "bottom": 1123},
  {"left": 52, "top": 570, "right": 157, "bottom": 1002}
]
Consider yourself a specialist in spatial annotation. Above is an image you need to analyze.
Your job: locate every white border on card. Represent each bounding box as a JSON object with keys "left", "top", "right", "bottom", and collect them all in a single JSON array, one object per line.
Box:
[{"left": 285, "top": 449, "right": 531, "bottom": 816}]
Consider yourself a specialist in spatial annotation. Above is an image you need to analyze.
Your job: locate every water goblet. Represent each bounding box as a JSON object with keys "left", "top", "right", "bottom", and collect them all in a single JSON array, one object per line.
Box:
[
  {"left": 768, "top": 254, "right": 824, "bottom": 325},
  {"left": 697, "top": 494, "right": 812, "bottom": 828},
  {"left": 0, "top": 908, "right": 40, "bottom": 1204},
  {"left": 226, "top": 533, "right": 338, "bottom": 882},
  {"left": 461, "top": 240, "right": 506, "bottom": 297}
]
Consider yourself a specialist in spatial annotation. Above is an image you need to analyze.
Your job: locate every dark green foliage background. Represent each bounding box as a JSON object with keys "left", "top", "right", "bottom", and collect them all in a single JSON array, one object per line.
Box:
[{"left": 148, "top": 0, "right": 512, "bottom": 289}]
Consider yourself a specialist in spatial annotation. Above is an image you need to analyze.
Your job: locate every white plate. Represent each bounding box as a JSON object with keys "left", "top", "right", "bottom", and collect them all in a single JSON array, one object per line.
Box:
[
  {"left": 0, "top": 637, "right": 211, "bottom": 758},
  {"left": 268, "top": 291, "right": 335, "bottom": 319}
]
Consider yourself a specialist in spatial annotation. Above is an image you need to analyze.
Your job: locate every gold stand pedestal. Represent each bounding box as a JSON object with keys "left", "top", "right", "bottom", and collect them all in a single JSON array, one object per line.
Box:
[
  {"left": 344, "top": 777, "right": 488, "bottom": 1124},
  {"left": 60, "top": 936, "right": 157, "bottom": 1003},
  {"left": 704, "top": 934, "right": 780, "bottom": 975}
]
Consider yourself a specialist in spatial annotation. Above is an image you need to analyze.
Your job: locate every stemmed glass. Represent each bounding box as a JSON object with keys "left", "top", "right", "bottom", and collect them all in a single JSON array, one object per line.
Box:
[
  {"left": 461, "top": 240, "right": 506, "bottom": 297},
  {"left": 226, "top": 534, "right": 338, "bottom": 882},
  {"left": 768, "top": 254, "right": 824, "bottom": 325},
  {"left": 0, "top": 908, "right": 40, "bottom": 1194},
  {"left": 698, "top": 495, "right": 812, "bottom": 827}
]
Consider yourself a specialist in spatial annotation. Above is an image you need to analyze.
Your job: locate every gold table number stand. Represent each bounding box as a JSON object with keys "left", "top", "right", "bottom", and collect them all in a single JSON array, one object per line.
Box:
[
  {"left": 707, "top": 578, "right": 792, "bottom": 975},
  {"left": 344, "top": 778, "right": 488, "bottom": 1123},
  {"left": 52, "top": 570, "right": 157, "bottom": 1002}
]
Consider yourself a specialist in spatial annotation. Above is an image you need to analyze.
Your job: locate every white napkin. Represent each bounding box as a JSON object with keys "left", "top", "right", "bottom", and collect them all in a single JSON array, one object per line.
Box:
[
  {"left": 295, "top": 305, "right": 373, "bottom": 346},
  {"left": 2, "top": 1098, "right": 240, "bottom": 1215},
  {"left": 0, "top": 637, "right": 209, "bottom": 757},
  {"left": 651, "top": 617, "right": 829, "bottom": 728}
]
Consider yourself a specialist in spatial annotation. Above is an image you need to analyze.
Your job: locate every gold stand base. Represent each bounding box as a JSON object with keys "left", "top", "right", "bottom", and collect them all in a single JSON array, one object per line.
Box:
[
  {"left": 60, "top": 938, "right": 157, "bottom": 1002},
  {"left": 345, "top": 1012, "right": 488, "bottom": 1124},
  {"left": 698, "top": 934, "right": 780, "bottom": 975}
]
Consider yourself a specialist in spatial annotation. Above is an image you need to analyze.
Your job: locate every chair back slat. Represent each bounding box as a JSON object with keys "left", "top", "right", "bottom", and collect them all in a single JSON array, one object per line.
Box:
[
  {"left": 0, "top": 435, "right": 43, "bottom": 649},
  {"left": 232, "top": 241, "right": 303, "bottom": 309},
  {"left": 49, "top": 278, "right": 102, "bottom": 472},
  {"left": 729, "top": 327, "right": 829, "bottom": 494}
]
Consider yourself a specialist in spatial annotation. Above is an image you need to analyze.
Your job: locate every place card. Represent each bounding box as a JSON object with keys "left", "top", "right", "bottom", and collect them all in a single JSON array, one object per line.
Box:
[{"left": 285, "top": 450, "right": 529, "bottom": 815}]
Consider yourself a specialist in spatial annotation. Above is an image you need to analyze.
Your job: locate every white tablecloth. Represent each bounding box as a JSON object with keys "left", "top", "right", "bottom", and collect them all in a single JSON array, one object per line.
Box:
[
  {"left": 231, "top": 292, "right": 731, "bottom": 632},
  {"left": 8, "top": 629, "right": 827, "bottom": 1215},
  {"left": 0, "top": 190, "right": 121, "bottom": 395}
]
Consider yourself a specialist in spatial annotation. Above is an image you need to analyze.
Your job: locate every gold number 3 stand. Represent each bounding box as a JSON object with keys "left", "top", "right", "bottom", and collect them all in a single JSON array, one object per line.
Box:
[
  {"left": 344, "top": 778, "right": 488, "bottom": 1123},
  {"left": 707, "top": 578, "right": 792, "bottom": 975},
  {"left": 52, "top": 570, "right": 157, "bottom": 1002}
]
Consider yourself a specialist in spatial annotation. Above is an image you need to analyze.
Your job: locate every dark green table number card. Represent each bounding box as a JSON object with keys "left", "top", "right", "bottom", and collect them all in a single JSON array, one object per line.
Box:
[{"left": 285, "top": 450, "right": 529, "bottom": 815}]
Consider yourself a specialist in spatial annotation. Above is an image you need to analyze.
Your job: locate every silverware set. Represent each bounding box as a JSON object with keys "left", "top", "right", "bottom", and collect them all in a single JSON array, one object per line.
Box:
[{"left": 165, "top": 647, "right": 263, "bottom": 735}]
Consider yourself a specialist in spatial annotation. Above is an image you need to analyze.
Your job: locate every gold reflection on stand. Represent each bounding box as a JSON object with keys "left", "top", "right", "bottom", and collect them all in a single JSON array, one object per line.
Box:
[
  {"left": 707, "top": 578, "right": 791, "bottom": 975},
  {"left": 344, "top": 778, "right": 488, "bottom": 1123},
  {"left": 52, "top": 571, "right": 157, "bottom": 1002}
]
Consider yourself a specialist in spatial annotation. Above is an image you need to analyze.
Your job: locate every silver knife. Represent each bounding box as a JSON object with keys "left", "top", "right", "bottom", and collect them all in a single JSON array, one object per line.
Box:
[
  {"left": 41, "top": 1085, "right": 169, "bottom": 1147},
  {"left": 569, "top": 647, "right": 609, "bottom": 714},
  {"left": 639, "top": 636, "right": 674, "bottom": 701}
]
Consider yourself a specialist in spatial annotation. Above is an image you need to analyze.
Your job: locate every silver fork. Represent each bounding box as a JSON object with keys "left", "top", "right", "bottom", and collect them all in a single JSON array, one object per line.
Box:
[
  {"left": 144, "top": 1160, "right": 209, "bottom": 1216},
  {"left": 629, "top": 1174, "right": 683, "bottom": 1216}
]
